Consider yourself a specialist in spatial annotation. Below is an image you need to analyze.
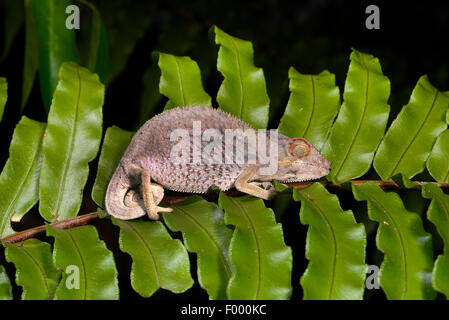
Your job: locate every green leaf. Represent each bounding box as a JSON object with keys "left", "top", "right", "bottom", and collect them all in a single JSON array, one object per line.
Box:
[
  {"left": 278, "top": 68, "right": 340, "bottom": 149},
  {"left": 391, "top": 173, "right": 420, "bottom": 190},
  {"left": 1, "top": 0, "right": 24, "bottom": 61},
  {"left": 218, "top": 193, "right": 292, "bottom": 299},
  {"left": 322, "top": 49, "right": 390, "bottom": 184},
  {"left": 21, "top": 0, "right": 39, "bottom": 111},
  {"left": 426, "top": 130, "right": 449, "bottom": 182},
  {"left": 138, "top": 61, "right": 162, "bottom": 126},
  {"left": 293, "top": 183, "right": 367, "bottom": 299},
  {"left": 92, "top": 126, "right": 134, "bottom": 208},
  {"left": 78, "top": 0, "right": 101, "bottom": 70},
  {"left": 374, "top": 76, "right": 449, "bottom": 181},
  {"left": 47, "top": 224, "right": 119, "bottom": 300},
  {"left": 39, "top": 62, "right": 104, "bottom": 222},
  {"left": 0, "top": 116, "right": 46, "bottom": 236},
  {"left": 158, "top": 52, "right": 212, "bottom": 110},
  {"left": 214, "top": 26, "right": 270, "bottom": 129},
  {"left": 31, "top": 0, "right": 78, "bottom": 112},
  {"left": 111, "top": 218, "right": 193, "bottom": 298},
  {"left": 4, "top": 239, "right": 60, "bottom": 300},
  {"left": 352, "top": 182, "right": 436, "bottom": 299},
  {"left": 0, "top": 265, "right": 13, "bottom": 300},
  {"left": 163, "top": 196, "right": 233, "bottom": 300},
  {"left": 421, "top": 184, "right": 449, "bottom": 298},
  {"left": 0, "top": 77, "right": 6, "bottom": 121},
  {"left": 76, "top": 0, "right": 109, "bottom": 83},
  {"left": 95, "top": 0, "right": 154, "bottom": 84}
]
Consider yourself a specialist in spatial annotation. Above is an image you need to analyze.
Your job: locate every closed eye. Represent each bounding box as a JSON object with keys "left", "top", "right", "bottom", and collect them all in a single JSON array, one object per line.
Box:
[
  {"left": 288, "top": 139, "right": 311, "bottom": 158},
  {"left": 294, "top": 145, "right": 306, "bottom": 157}
]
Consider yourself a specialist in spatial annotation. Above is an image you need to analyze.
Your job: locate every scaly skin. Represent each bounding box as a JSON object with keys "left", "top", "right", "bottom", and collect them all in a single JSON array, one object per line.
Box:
[{"left": 105, "top": 106, "right": 331, "bottom": 220}]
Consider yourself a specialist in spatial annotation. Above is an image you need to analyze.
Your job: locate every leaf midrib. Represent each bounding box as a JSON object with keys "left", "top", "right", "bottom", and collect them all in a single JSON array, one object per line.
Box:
[
  {"left": 17, "top": 245, "right": 52, "bottom": 299},
  {"left": 299, "top": 190, "right": 338, "bottom": 299},
  {"left": 429, "top": 190, "right": 449, "bottom": 248},
  {"left": 124, "top": 221, "right": 162, "bottom": 289},
  {"left": 332, "top": 61, "right": 370, "bottom": 181},
  {"left": 227, "top": 36, "right": 245, "bottom": 120},
  {"left": 386, "top": 89, "right": 439, "bottom": 179},
  {"left": 356, "top": 187, "right": 408, "bottom": 299},
  {"left": 53, "top": 66, "right": 82, "bottom": 219},
  {"left": 173, "top": 206, "right": 232, "bottom": 278},
  {"left": 66, "top": 230, "right": 88, "bottom": 299},
  {"left": 172, "top": 55, "right": 186, "bottom": 106},
  {"left": 228, "top": 197, "right": 261, "bottom": 299},
  {"left": 1, "top": 128, "right": 44, "bottom": 236},
  {"left": 301, "top": 75, "right": 316, "bottom": 138}
]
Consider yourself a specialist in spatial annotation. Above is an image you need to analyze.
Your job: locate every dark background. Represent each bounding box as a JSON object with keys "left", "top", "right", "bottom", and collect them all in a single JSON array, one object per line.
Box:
[
  {"left": 2, "top": 0, "right": 449, "bottom": 132},
  {"left": 0, "top": 0, "right": 448, "bottom": 300}
]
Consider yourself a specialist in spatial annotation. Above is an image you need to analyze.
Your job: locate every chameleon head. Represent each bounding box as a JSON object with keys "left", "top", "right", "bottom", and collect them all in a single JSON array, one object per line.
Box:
[{"left": 273, "top": 137, "right": 331, "bottom": 182}]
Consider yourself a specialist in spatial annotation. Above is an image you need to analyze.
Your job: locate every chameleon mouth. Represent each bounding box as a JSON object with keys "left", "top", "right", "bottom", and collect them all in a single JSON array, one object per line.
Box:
[{"left": 280, "top": 163, "right": 331, "bottom": 183}]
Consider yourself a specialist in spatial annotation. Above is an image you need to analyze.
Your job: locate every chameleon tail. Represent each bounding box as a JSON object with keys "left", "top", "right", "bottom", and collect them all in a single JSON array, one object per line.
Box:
[{"left": 105, "top": 165, "right": 146, "bottom": 220}]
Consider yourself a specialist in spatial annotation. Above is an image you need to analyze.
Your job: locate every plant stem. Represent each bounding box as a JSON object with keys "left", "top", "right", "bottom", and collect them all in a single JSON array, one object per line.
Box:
[
  {"left": 1, "top": 212, "right": 99, "bottom": 245},
  {"left": 1, "top": 180, "right": 448, "bottom": 245}
]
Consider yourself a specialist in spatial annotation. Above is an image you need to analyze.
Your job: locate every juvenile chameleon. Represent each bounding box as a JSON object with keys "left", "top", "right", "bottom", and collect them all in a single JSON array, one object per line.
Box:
[{"left": 105, "top": 106, "right": 331, "bottom": 220}]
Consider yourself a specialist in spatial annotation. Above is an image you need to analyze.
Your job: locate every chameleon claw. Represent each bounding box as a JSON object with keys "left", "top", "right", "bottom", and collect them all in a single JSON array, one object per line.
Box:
[
  {"left": 158, "top": 206, "right": 173, "bottom": 213},
  {"left": 147, "top": 206, "right": 173, "bottom": 220},
  {"left": 261, "top": 182, "right": 277, "bottom": 200},
  {"left": 258, "top": 182, "right": 275, "bottom": 191},
  {"left": 263, "top": 188, "right": 277, "bottom": 200},
  {"left": 246, "top": 181, "right": 277, "bottom": 200}
]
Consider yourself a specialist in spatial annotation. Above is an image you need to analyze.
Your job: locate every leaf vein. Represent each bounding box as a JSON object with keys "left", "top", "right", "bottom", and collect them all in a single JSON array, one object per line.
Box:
[
  {"left": 228, "top": 36, "right": 245, "bottom": 119},
  {"left": 386, "top": 89, "right": 439, "bottom": 179},
  {"left": 173, "top": 55, "right": 186, "bottom": 106},
  {"left": 125, "top": 222, "right": 162, "bottom": 289},
  {"left": 228, "top": 197, "right": 261, "bottom": 299},
  {"left": 332, "top": 63, "right": 370, "bottom": 181},
  {"left": 356, "top": 187, "right": 408, "bottom": 299},
  {"left": 18, "top": 245, "right": 51, "bottom": 299},
  {"left": 301, "top": 75, "right": 316, "bottom": 138},
  {"left": 173, "top": 206, "right": 232, "bottom": 277},
  {"left": 54, "top": 66, "right": 82, "bottom": 219},
  {"left": 67, "top": 229, "right": 88, "bottom": 299},
  {"left": 299, "top": 191, "right": 337, "bottom": 299},
  {"left": 0, "top": 131, "right": 44, "bottom": 235}
]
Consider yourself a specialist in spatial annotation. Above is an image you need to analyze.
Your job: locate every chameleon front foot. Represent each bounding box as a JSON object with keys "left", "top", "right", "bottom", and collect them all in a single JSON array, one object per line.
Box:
[
  {"left": 235, "top": 168, "right": 277, "bottom": 200},
  {"left": 251, "top": 181, "right": 277, "bottom": 200}
]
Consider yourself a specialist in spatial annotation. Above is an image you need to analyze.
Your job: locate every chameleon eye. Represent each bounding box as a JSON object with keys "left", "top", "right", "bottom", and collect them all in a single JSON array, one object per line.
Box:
[
  {"left": 293, "top": 144, "right": 306, "bottom": 157},
  {"left": 288, "top": 138, "right": 311, "bottom": 158}
]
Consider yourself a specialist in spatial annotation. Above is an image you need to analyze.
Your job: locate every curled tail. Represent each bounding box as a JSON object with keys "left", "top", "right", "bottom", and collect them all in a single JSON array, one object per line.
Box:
[{"left": 105, "top": 164, "right": 146, "bottom": 220}]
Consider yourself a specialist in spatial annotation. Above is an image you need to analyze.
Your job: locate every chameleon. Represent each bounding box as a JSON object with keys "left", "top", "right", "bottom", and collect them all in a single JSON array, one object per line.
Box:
[{"left": 105, "top": 106, "right": 331, "bottom": 220}]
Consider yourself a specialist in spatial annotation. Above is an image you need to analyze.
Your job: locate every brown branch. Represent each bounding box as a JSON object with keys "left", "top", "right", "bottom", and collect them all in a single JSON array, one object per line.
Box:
[
  {"left": 1, "top": 212, "right": 100, "bottom": 245},
  {"left": 2, "top": 180, "right": 449, "bottom": 245}
]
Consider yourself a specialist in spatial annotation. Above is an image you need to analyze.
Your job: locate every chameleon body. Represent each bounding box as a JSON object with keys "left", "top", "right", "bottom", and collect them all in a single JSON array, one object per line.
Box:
[{"left": 106, "top": 106, "right": 331, "bottom": 220}]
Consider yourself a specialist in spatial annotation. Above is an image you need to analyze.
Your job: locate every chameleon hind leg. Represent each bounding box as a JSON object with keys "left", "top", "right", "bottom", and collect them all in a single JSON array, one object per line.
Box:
[
  {"left": 128, "top": 166, "right": 172, "bottom": 220},
  {"left": 234, "top": 167, "right": 276, "bottom": 200},
  {"left": 140, "top": 169, "right": 173, "bottom": 220}
]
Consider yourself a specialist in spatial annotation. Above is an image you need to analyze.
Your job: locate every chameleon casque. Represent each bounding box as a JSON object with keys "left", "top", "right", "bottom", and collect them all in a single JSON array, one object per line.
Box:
[{"left": 105, "top": 106, "right": 331, "bottom": 220}]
